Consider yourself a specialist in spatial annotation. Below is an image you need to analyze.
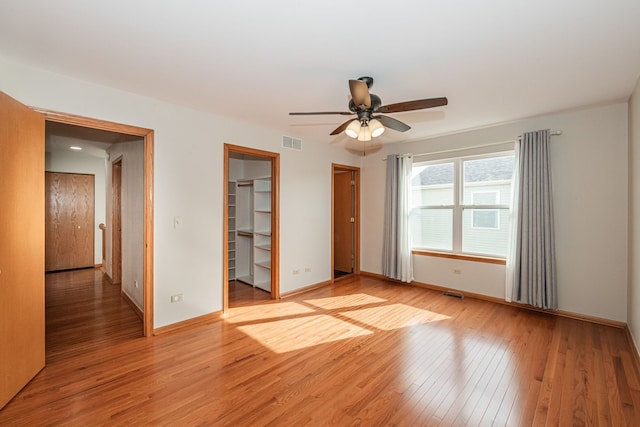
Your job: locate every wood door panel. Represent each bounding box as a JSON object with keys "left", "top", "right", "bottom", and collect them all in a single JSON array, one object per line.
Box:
[
  {"left": 0, "top": 91, "right": 45, "bottom": 409},
  {"left": 45, "top": 172, "right": 95, "bottom": 271},
  {"left": 334, "top": 171, "right": 353, "bottom": 273}
]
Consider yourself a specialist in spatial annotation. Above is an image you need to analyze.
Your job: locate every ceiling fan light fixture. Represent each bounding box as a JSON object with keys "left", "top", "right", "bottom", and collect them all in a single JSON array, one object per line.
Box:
[
  {"left": 357, "top": 125, "right": 372, "bottom": 142},
  {"left": 345, "top": 120, "right": 360, "bottom": 138},
  {"left": 369, "top": 119, "right": 385, "bottom": 137}
]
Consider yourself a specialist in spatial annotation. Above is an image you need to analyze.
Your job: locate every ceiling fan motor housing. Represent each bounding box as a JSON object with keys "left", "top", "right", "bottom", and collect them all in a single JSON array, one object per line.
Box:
[
  {"left": 349, "top": 94, "right": 382, "bottom": 113},
  {"left": 358, "top": 76, "right": 374, "bottom": 88}
]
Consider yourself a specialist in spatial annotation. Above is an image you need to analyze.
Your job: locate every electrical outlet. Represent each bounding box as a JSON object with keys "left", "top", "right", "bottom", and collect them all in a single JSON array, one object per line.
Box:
[
  {"left": 453, "top": 269, "right": 462, "bottom": 275},
  {"left": 293, "top": 269, "right": 300, "bottom": 275},
  {"left": 171, "top": 293, "right": 183, "bottom": 303},
  {"left": 134, "top": 280, "right": 138, "bottom": 288},
  {"left": 304, "top": 267, "right": 311, "bottom": 273}
]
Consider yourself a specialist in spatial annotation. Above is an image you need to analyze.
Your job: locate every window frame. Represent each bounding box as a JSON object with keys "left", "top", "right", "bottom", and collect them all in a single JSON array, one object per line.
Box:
[{"left": 411, "top": 151, "right": 514, "bottom": 258}]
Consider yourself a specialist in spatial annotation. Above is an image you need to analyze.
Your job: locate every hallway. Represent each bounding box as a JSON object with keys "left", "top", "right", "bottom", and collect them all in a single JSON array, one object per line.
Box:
[{"left": 45, "top": 268, "right": 142, "bottom": 363}]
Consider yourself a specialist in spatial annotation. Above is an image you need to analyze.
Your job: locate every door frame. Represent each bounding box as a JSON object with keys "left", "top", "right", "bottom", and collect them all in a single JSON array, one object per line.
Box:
[
  {"left": 223, "top": 143, "right": 280, "bottom": 312},
  {"left": 35, "top": 108, "right": 155, "bottom": 337},
  {"left": 332, "top": 163, "right": 360, "bottom": 281}
]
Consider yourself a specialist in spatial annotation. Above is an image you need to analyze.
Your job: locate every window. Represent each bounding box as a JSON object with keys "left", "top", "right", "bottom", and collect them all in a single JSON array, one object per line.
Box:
[{"left": 411, "top": 153, "right": 515, "bottom": 257}]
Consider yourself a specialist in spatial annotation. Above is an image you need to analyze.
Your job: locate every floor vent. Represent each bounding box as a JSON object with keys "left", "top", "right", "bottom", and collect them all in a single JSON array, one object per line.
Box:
[
  {"left": 282, "top": 135, "right": 302, "bottom": 151},
  {"left": 443, "top": 290, "right": 464, "bottom": 299}
]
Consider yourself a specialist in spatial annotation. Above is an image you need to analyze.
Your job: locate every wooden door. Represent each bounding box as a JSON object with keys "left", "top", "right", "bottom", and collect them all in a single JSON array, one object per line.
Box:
[
  {"left": 45, "top": 172, "right": 95, "bottom": 272},
  {"left": 0, "top": 91, "right": 45, "bottom": 409},
  {"left": 112, "top": 158, "right": 122, "bottom": 284},
  {"left": 334, "top": 171, "right": 354, "bottom": 274}
]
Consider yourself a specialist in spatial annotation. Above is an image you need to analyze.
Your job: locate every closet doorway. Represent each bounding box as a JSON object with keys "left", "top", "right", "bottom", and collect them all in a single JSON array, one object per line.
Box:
[
  {"left": 332, "top": 164, "right": 360, "bottom": 280},
  {"left": 223, "top": 144, "right": 280, "bottom": 311}
]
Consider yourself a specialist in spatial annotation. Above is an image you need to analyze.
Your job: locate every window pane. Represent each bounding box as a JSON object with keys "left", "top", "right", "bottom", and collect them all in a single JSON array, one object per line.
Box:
[
  {"left": 411, "top": 162, "right": 454, "bottom": 206},
  {"left": 463, "top": 156, "right": 514, "bottom": 205},
  {"left": 410, "top": 208, "right": 452, "bottom": 251},
  {"left": 462, "top": 208, "right": 509, "bottom": 256},
  {"left": 472, "top": 209, "right": 499, "bottom": 229}
]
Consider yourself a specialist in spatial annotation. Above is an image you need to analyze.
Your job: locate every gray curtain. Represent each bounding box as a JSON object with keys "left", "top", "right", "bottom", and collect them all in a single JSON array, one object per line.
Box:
[
  {"left": 382, "top": 154, "right": 414, "bottom": 282},
  {"left": 509, "top": 129, "right": 557, "bottom": 309}
]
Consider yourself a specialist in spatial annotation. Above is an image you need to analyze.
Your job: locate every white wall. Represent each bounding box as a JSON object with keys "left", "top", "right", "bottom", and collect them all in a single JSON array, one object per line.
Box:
[
  {"left": 362, "top": 103, "right": 629, "bottom": 322},
  {"left": 629, "top": 76, "right": 640, "bottom": 350},
  {"left": 45, "top": 149, "right": 107, "bottom": 265},
  {"left": 0, "top": 55, "right": 360, "bottom": 328},
  {"left": 106, "top": 141, "right": 145, "bottom": 309}
]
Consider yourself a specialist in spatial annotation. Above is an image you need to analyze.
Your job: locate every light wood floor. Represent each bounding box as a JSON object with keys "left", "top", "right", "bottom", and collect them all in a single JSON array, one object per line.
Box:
[
  {"left": 2, "top": 269, "right": 640, "bottom": 426},
  {"left": 229, "top": 280, "right": 272, "bottom": 307}
]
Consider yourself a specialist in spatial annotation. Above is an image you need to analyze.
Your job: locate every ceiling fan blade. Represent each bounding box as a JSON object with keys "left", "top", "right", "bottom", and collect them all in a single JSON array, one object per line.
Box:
[
  {"left": 349, "top": 79, "right": 371, "bottom": 109},
  {"left": 289, "top": 111, "right": 353, "bottom": 116},
  {"left": 378, "top": 97, "right": 448, "bottom": 114},
  {"left": 330, "top": 119, "right": 355, "bottom": 136},
  {"left": 375, "top": 115, "right": 411, "bottom": 132}
]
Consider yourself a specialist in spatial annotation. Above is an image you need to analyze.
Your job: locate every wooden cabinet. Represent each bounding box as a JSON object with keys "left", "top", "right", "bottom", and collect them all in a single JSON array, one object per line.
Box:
[{"left": 234, "top": 178, "right": 271, "bottom": 292}]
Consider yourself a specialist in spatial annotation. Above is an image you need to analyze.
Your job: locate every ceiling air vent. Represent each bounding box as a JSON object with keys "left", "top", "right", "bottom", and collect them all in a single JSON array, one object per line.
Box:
[{"left": 282, "top": 135, "right": 302, "bottom": 151}]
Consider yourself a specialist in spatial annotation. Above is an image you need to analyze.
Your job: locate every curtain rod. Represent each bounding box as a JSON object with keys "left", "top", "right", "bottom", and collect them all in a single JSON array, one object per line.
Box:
[{"left": 383, "top": 130, "right": 562, "bottom": 160}]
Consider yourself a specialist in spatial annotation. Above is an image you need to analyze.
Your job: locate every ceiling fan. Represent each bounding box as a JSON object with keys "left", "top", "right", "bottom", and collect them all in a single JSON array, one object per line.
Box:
[{"left": 289, "top": 76, "right": 448, "bottom": 141}]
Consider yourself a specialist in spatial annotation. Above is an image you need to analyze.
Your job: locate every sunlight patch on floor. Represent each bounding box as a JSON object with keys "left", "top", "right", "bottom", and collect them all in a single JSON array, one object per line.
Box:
[
  {"left": 340, "top": 304, "right": 451, "bottom": 331},
  {"left": 225, "top": 302, "right": 315, "bottom": 324},
  {"left": 304, "top": 293, "right": 387, "bottom": 310},
  {"left": 237, "top": 315, "right": 373, "bottom": 353}
]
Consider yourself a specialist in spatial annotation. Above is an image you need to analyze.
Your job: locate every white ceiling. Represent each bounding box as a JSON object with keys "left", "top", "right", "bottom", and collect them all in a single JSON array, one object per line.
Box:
[{"left": 2, "top": 1, "right": 640, "bottom": 146}]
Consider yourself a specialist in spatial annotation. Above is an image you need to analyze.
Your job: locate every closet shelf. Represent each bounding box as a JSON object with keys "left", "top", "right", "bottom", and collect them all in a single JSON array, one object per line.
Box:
[
  {"left": 228, "top": 180, "right": 238, "bottom": 281},
  {"left": 255, "top": 261, "right": 271, "bottom": 269}
]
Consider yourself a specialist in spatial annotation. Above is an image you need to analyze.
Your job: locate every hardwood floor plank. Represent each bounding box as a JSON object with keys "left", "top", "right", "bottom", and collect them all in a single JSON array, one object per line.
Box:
[
  {"left": 1, "top": 271, "right": 640, "bottom": 425},
  {"left": 484, "top": 310, "right": 543, "bottom": 425},
  {"left": 531, "top": 316, "right": 562, "bottom": 426}
]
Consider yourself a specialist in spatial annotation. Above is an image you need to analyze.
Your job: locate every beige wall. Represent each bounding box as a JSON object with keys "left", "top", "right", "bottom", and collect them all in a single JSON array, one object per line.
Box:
[
  {"left": 362, "top": 102, "right": 629, "bottom": 322},
  {"left": 628, "top": 76, "right": 640, "bottom": 351},
  {"left": 106, "top": 141, "right": 144, "bottom": 310}
]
